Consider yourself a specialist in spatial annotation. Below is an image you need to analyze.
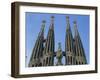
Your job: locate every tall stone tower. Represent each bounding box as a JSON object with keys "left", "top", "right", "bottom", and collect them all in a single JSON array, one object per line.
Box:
[
  {"left": 65, "top": 16, "right": 75, "bottom": 65},
  {"left": 42, "top": 16, "right": 55, "bottom": 66},
  {"left": 28, "top": 20, "right": 45, "bottom": 67},
  {"left": 73, "top": 21, "right": 87, "bottom": 64},
  {"left": 56, "top": 42, "right": 63, "bottom": 66}
]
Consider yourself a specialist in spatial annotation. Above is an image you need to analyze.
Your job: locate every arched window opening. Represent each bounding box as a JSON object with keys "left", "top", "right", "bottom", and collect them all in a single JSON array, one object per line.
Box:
[
  {"left": 46, "top": 57, "right": 48, "bottom": 65},
  {"left": 70, "top": 56, "right": 72, "bottom": 64},
  {"left": 32, "top": 65, "right": 34, "bottom": 67},
  {"left": 76, "top": 61, "right": 78, "bottom": 65},
  {"left": 39, "top": 63, "right": 42, "bottom": 66}
]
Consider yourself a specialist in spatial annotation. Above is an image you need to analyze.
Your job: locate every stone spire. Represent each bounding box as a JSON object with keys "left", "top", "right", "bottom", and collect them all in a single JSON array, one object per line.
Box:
[
  {"left": 66, "top": 16, "right": 70, "bottom": 30},
  {"left": 73, "top": 20, "right": 87, "bottom": 64},
  {"left": 50, "top": 16, "right": 54, "bottom": 29},
  {"left": 56, "top": 42, "right": 63, "bottom": 66},
  {"left": 43, "top": 16, "right": 55, "bottom": 66},
  {"left": 65, "top": 16, "right": 75, "bottom": 65},
  {"left": 28, "top": 20, "right": 46, "bottom": 67},
  {"left": 73, "top": 20, "right": 78, "bottom": 37}
]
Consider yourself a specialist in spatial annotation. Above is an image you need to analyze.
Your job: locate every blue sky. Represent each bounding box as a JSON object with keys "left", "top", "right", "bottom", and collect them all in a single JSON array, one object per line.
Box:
[{"left": 25, "top": 12, "right": 89, "bottom": 66}]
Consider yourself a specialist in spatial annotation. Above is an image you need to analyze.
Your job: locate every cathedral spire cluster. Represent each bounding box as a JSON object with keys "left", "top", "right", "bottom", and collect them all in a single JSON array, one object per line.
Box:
[{"left": 28, "top": 16, "right": 87, "bottom": 67}]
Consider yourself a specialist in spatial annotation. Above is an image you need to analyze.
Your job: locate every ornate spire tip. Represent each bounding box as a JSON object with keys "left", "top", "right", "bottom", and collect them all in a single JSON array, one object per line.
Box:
[
  {"left": 42, "top": 20, "right": 46, "bottom": 23},
  {"left": 66, "top": 16, "right": 69, "bottom": 19},
  {"left": 73, "top": 20, "right": 77, "bottom": 24},
  {"left": 51, "top": 16, "right": 54, "bottom": 24},
  {"left": 51, "top": 16, "right": 54, "bottom": 19},
  {"left": 58, "top": 42, "right": 61, "bottom": 46},
  {"left": 58, "top": 42, "right": 61, "bottom": 49}
]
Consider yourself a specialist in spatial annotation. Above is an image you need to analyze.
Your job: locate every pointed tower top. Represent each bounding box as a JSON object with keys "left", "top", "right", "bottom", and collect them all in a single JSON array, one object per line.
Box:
[
  {"left": 66, "top": 16, "right": 69, "bottom": 19},
  {"left": 58, "top": 42, "right": 62, "bottom": 51},
  {"left": 73, "top": 20, "right": 77, "bottom": 25},
  {"left": 56, "top": 42, "right": 62, "bottom": 61},
  {"left": 66, "top": 16, "right": 69, "bottom": 22},
  {"left": 42, "top": 20, "right": 46, "bottom": 23},
  {"left": 51, "top": 16, "right": 54, "bottom": 23},
  {"left": 66, "top": 16, "right": 70, "bottom": 30},
  {"left": 41, "top": 20, "right": 46, "bottom": 30},
  {"left": 73, "top": 20, "right": 77, "bottom": 27},
  {"left": 39, "top": 20, "right": 46, "bottom": 36},
  {"left": 50, "top": 16, "right": 54, "bottom": 29},
  {"left": 51, "top": 16, "right": 54, "bottom": 18},
  {"left": 73, "top": 20, "right": 78, "bottom": 36}
]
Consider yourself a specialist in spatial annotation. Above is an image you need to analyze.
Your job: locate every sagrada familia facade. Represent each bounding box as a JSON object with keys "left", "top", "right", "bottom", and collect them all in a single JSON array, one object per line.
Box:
[{"left": 28, "top": 16, "right": 87, "bottom": 67}]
